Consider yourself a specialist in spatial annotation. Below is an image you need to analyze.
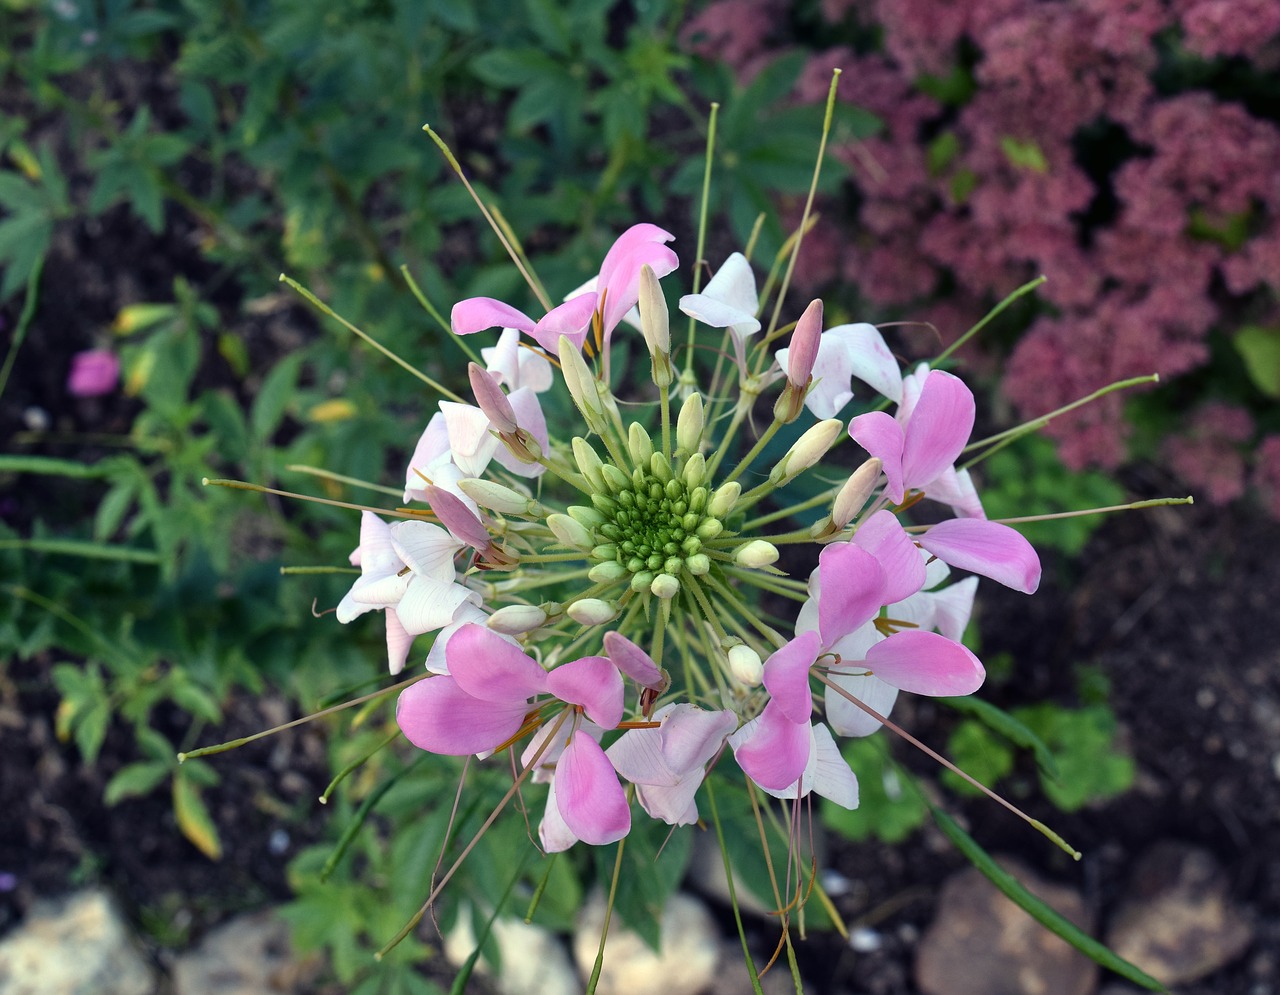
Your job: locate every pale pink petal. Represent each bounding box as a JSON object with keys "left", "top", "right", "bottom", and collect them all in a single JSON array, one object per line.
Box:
[
  {"left": 657, "top": 705, "right": 737, "bottom": 774},
  {"left": 538, "top": 776, "right": 580, "bottom": 853},
  {"left": 423, "top": 603, "right": 489, "bottom": 674},
  {"left": 555, "top": 732, "right": 631, "bottom": 845},
  {"left": 730, "top": 701, "right": 810, "bottom": 791},
  {"left": 397, "top": 676, "right": 529, "bottom": 755},
  {"left": 865, "top": 629, "right": 985, "bottom": 696},
  {"left": 452, "top": 297, "right": 535, "bottom": 336},
  {"left": 817, "top": 543, "right": 887, "bottom": 645},
  {"left": 762, "top": 631, "right": 821, "bottom": 724},
  {"left": 805, "top": 723, "right": 859, "bottom": 808},
  {"left": 923, "top": 465, "right": 986, "bottom": 519},
  {"left": 603, "top": 631, "right": 664, "bottom": 688},
  {"left": 522, "top": 718, "right": 603, "bottom": 784},
  {"left": 635, "top": 775, "right": 703, "bottom": 826},
  {"left": 789, "top": 335, "right": 854, "bottom": 419},
  {"left": 852, "top": 510, "right": 927, "bottom": 605},
  {"left": 446, "top": 622, "right": 548, "bottom": 701},
  {"left": 528, "top": 292, "right": 597, "bottom": 352},
  {"left": 396, "top": 577, "right": 479, "bottom": 635},
  {"left": 823, "top": 671, "right": 899, "bottom": 737},
  {"left": 928, "top": 576, "right": 979, "bottom": 642},
  {"left": 597, "top": 224, "right": 678, "bottom": 335},
  {"left": 918, "top": 518, "right": 1041, "bottom": 594},
  {"left": 353, "top": 512, "right": 399, "bottom": 573},
  {"left": 385, "top": 609, "right": 414, "bottom": 676},
  {"left": 607, "top": 721, "right": 679, "bottom": 787},
  {"left": 547, "top": 655, "right": 625, "bottom": 729},
  {"left": 848, "top": 411, "right": 906, "bottom": 503},
  {"left": 900, "top": 371, "right": 974, "bottom": 491},
  {"left": 390, "top": 520, "right": 463, "bottom": 581},
  {"left": 677, "top": 292, "right": 759, "bottom": 333},
  {"left": 404, "top": 413, "right": 451, "bottom": 502},
  {"left": 827, "top": 323, "right": 903, "bottom": 403},
  {"left": 439, "top": 401, "right": 499, "bottom": 478}
]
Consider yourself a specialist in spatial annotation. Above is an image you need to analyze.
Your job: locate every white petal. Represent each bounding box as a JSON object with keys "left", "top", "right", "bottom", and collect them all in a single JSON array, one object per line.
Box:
[
  {"left": 390, "top": 520, "right": 462, "bottom": 581},
  {"left": 440, "top": 401, "right": 500, "bottom": 478},
  {"left": 824, "top": 672, "right": 899, "bottom": 738},
  {"left": 699, "top": 253, "right": 759, "bottom": 315},
  {"left": 396, "top": 577, "right": 481, "bottom": 635},
  {"left": 826, "top": 324, "right": 903, "bottom": 404},
  {"left": 806, "top": 723, "right": 859, "bottom": 809}
]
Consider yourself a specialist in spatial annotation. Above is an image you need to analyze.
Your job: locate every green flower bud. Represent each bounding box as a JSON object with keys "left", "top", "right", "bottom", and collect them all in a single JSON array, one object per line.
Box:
[
  {"left": 708, "top": 481, "right": 741, "bottom": 519},
  {"left": 547, "top": 513, "right": 593, "bottom": 550},
  {"left": 650, "top": 573, "right": 680, "bottom": 599},
  {"left": 628, "top": 422, "right": 654, "bottom": 466},
  {"left": 566, "top": 598, "right": 618, "bottom": 626},
  {"left": 676, "top": 392, "right": 704, "bottom": 454}
]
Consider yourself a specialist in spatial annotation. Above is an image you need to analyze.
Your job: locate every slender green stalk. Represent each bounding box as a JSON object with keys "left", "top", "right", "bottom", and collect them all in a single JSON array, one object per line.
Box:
[
  {"left": 685, "top": 103, "right": 720, "bottom": 378},
  {"left": 934, "top": 274, "right": 1046, "bottom": 365},
  {"left": 0, "top": 258, "right": 41, "bottom": 402},
  {"left": 703, "top": 573, "right": 787, "bottom": 649},
  {"left": 904, "top": 496, "right": 1194, "bottom": 531},
  {"left": 400, "top": 264, "right": 484, "bottom": 365},
  {"left": 705, "top": 778, "right": 766, "bottom": 995},
  {"left": 203, "top": 477, "right": 426, "bottom": 519},
  {"left": 319, "top": 727, "right": 402, "bottom": 804},
  {"left": 586, "top": 831, "right": 629, "bottom": 995},
  {"left": 722, "top": 419, "right": 783, "bottom": 486},
  {"left": 280, "top": 275, "right": 465, "bottom": 402},
  {"left": 285, "top": 464, "right": 404, "bottom": 497},
  {"left": 739, "top": 483, "right": 840, "bottom": 530}
]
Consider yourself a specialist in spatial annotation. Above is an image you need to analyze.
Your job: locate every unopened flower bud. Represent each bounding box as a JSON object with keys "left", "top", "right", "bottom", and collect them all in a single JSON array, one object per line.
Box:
[
  {"left": 728, "top": 644, "right": 763, "bottom": 686},
  {"left": 457, "top": 478, "right": 541, "bottom": 517},
  {"left": 630, "top": 570, "right": 656, "bottom": 592},
  {"left": 773, "top": 299, "right": 823, "bottom": 424},
  {"left": 676, "top": 392, "right": 704, "bottom": 454},
  {"left": 682, "top": 452, "right": 706, "bottom": 488},
  {"left": 487, "top": 605, "right": 547, "bottom": 634},
  {"left": 685, "top": 552, "right": 711, "bottom": 575},
  {"left": 468, "top": 363, "right": 518, "bottom": 434},
  {"left": 832, "top": 457, "right": 883, "bottom": 529},
  {"left": 628, "top": 422, "right": 654, "bottom": 466},
  {"left": 695, "top": 517, "right": 723, "bottom": 540},
  {"left": 566, "top": 598, "right": 618, "bottom": 626},
  {"left": 649, "top": 451, "right": 673, "bottom": 483},
  {"left": 589, "top": 560, "right": 629, "bottom": 583},
  {"left": 734, "top": 539, "right": 779, "bottom": 568},
  {"left": 573, "top": 437, "right": 607, "bottom": 492},
  {"left": 650, "top": 573, "right": 680, "bottom": 599},
  {"left": 708, "top": 480, "right": 741, "bottom": 519},
  {"left": 558, "top": 334, "right": 605, "bottom": 429},
  {"left": 770, "top": 418, "right": 842, "bottom": 484},
  {"left": 567, "top": 505, "right": 607, "bottom": 529},
  {"left": 639, "top": 265, "right": 674, "bottom": 388},
  {"left": 547, "top": 513, "right": 594, "bottom": 550},
  {"left": 601, "top": 464, "right": 630, "bottom": 494}
]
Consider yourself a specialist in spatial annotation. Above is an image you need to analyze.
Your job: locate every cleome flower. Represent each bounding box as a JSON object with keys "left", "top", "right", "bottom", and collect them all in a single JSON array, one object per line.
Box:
[{"left": 325, "top": 216, "right": 1058, "bottom": 875}]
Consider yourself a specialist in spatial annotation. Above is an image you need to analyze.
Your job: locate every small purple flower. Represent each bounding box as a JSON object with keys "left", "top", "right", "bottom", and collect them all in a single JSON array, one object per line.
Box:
[{"left": 67, "top": 349, "right": 120, "bottom": 398}]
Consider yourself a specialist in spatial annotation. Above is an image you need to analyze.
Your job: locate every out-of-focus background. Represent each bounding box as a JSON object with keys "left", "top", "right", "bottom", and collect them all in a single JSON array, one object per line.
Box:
[{"left": 2, "top": 2, "right": 1278, "bottom": 993}]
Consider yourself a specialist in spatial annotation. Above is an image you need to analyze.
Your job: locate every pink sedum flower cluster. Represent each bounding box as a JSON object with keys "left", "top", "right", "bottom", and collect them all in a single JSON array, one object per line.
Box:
[{"left": 335, "top": 224, "right": 1041, "bottom": 856}]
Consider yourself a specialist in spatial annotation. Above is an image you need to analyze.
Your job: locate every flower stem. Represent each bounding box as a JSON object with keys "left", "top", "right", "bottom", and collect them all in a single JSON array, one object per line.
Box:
[{"left": 722, "top": 418, "right": 782, "bottom": 486}]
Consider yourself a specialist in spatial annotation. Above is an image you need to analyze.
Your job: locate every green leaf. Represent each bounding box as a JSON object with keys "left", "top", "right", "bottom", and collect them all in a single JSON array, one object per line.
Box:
[
  {"left": 250, "top": 353, "right": 304, "bottom": 442},
  {"left": 173, "top": 773, "right": 223, "bottom": 860},
  {"left": 593, "top": 810, "right": 692, "bottom": 949},
  {"left": 999, "top": 135, "right": 1049, "bottom": 173},
  {"left": 930, "top": 807, "right": 1168, "bottom": 992},
  {"left": 74, "top": 700, "right": 111, "bottom": 764},
  {"left": 1235, "top": 325, "right": 1280, "bottom": 398},
  {"left": 824, "top": 737, "right": 928, "bottom": 843},
  {"left": 942, "top": 695, "right": 1060, "bottom": 780},
  {"left": 942, "top": 719, "right": 1016, "bottom": 796},
  {"left": 105, "top": 761, "right": 171, "bottom": 805}
]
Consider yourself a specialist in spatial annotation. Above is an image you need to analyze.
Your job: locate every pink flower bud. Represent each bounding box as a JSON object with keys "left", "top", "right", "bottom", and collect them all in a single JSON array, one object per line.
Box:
[
  {"left": 467, "top": 363, "right": 518, "bottom": 435},
  {"left": 67, "top": 349, "right": 120, "bottom": 398},
  {"left": 786, "top": 299, "right": 824, "bottom": 389}
]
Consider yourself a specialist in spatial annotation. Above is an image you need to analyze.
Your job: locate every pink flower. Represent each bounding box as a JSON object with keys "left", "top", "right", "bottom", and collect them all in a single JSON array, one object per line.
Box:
[{"left": 67, "top": 349, "right": 120, "bottom": 397}]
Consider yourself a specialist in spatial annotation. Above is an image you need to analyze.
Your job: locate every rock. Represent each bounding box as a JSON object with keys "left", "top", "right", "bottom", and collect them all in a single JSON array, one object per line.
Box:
[
  {"left": 914, "top": 858, "right": 1097, "bottom": 995},
  {"left": 1105, "top": 842, "right": 1253, "bottom": 985},
  {"left": 172, "top": 909, "right": 320, "bottom": 994},
  {"left": 704, "top": 940, "right": 795, "bottom": 995},
  {"left": 443, "top": 905, "right": 579, "bottom": 995},
  {"left": 572, "top": 891, "right": 719, "bottom": 995},
  {"left": 0, "top": 889, "right": 155, "bottom": 995}
]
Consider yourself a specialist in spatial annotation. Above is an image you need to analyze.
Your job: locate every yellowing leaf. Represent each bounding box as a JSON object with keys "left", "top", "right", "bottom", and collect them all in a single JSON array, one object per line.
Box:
[
  {"left": 113, "top": 302, "right": 176, "bottom": 336},
  {"left": 307, "top": 398, "right": 358, "bottom": 423},
  {"left": 173, "top": 774, "right": 223, "bottom": 860},
  {"left": 125, "top": 349, "right": 156, "bottom": 396}
]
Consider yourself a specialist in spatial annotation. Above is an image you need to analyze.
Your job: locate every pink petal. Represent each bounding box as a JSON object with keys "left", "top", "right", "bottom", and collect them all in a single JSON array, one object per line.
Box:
[
  {"left": 547, "top": 655, "right": 625, "bottom": 729},
  {"left": 423, "top": 484, "right": 492, "bottom": 552},
  {"left": 635, "top": 775, "right": 703, "bottom": 826},
  {"left": 446, "top": 623, "right": 548, "bottom": 701},
  {"left": 785, "top": 299, "right": 824, "bottom": 387},
  {"left": 596, "top": 224, "right": 678, "bottom": 336},
  {"left": 555, "top": 732, "right": 631, "bottom": 845},
  {"left": 67, "top": 349, "right": 120, "bottom": 397},
  {"left": 492, "top": 386, "right": 548, "bottom": 478},
  {"left": 817, "top": 543, "right": 887, "bottom": 646},
  {"left": 864, "top": 630, "right": 985, "bottom": 696},
  {"left": 900, "top": 371, "right": 974, "bottom": 491},
  {"left": 603, "top": 631, "right": 664, "bottom": 688},
  {"left": 731, "top": 701, "right": 810, "bottom": 791},
  {"left": 404, "top": 413, "right": 451, "bottom": 502},
  {"left": 397, "top": 676, "right": 530, "bottom": 755},
  {"left": 918, "top": 518, "right": 1041, "bottom": 594},
  {"left": 762, "top": 631, "right": 821, "bottom": 724},
  {"left": 451, "top": 297, "right": 535, "bottom": 336},
  {"left": 607, "top": 721, "right": 679, "bottom": 787},
  {"left": 823, "top": 671, "right": 899, "bottom": 737},
  {"left": 528, "top": 293, "right": 597, "bottom": 352},
  {"left": 848, "top": 411, "right": 906, "bottom": 503},
  {"left": 658, "top": 705, "right": 737, "bottom": 775},
  {"left": 923, "top": 465, "right": 986, "bottom": 519},
  {"left": 852, "top": 510, "right": 927, "bottom": 606}
]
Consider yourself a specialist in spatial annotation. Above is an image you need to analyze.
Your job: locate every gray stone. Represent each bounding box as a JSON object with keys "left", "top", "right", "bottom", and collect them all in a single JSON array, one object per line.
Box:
[
  {"left": 172, "top": 909, "right": 320, "bottom": 995},
  {"left": 1105, "top": 842, "right": 1253, "bottom": 986},
  {"left": 915, "top": 858, "right": 1097, "bottom": 995},
  {"left": 572, "top": 891, "right": 719, "bottom": 995},
  {"left": 0, "top": 889, "right": 155, "bottom": 995},
  {"left": 443, "top": 905, "right": 579, "bottom": 995}
]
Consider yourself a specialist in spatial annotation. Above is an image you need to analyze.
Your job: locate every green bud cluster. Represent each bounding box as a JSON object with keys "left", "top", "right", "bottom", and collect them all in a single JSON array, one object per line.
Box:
[{"left": 570, "top": 427, "right": 725, "bottom": 598}]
